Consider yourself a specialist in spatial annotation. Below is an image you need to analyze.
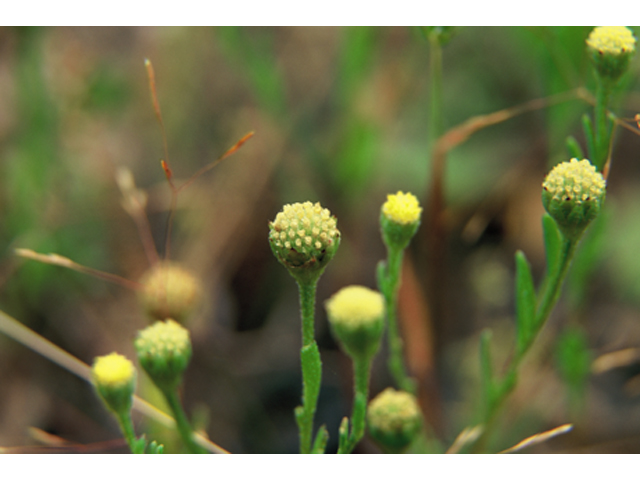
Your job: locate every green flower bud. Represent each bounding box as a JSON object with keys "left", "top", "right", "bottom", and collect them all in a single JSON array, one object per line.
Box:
[
  {"left": 586, "top": 26, "right": 636, "bottom": 84},
  {"left": 268, "top": 201, "right": 340, "bottom": 283},
  {"left": 367, "top": 387, "right": 422, "bottom": 453},
  {"left": 325, "top": 285, "right": 385, "bottom": 361},
  {"left": 138, "top": 262, "right": 202, "bottom": 323},
  {"left": 134, "top": 319, "right": 192, "bottom": 393},
  {"left": 92, "top": 352, "right": 136, "bottom": 417},
  {"left": 380, "top": 191, "right": 422, "bottom": 251},
  {"left": 542, "top": 158, "right": 606, "bottom": 241}
]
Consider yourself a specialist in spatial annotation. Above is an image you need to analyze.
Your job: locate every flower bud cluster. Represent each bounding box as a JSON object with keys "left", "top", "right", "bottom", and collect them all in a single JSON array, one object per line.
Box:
[{"left": 586, "top": 26, "right": 636, "bottom": 82}]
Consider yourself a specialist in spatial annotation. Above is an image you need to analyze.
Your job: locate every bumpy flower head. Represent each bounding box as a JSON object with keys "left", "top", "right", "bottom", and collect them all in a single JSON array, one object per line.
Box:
[
  {"left": 542, "top": 158, "right": 606, "bottom": 240},
  {"left": 138, "top": 261, "right": 202, "bottom": 323},
  {"left": 269, "top": 201, "right": 340, "bottom": 283},
  {"left": 325, "top": 285, "right": 385, "bottom": 360},
  {"left": 380, "top": 191, "right": 422, "bottom": 250},
  {"left": 586, "top": 26, "right": 636, "bottom": 82},
  {"left": 367, "top": 388, "right": 422, "bottom": 453},
  {"left": 135, "top": 319, "right": 192, "bottom": 392},
  {"left": 92, "top": 353, "right": 136, "bottom": 416}
]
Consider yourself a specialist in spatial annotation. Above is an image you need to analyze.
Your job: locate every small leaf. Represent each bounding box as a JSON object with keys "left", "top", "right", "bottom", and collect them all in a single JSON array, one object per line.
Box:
[
  {"left": 337, "top": 417, "right": 350, "bottom": 454},
  {"left": 311, "top": 425, "right": 329, "bottom": 454},
  {"left": 581, "top": 114, "right": 595, "bottom": 161},
  {"left": 515, "top": 251, "right": 536, "bottom": 354},
  {"left": 565, "top": 135, "right": 584, "bottom": 159}
]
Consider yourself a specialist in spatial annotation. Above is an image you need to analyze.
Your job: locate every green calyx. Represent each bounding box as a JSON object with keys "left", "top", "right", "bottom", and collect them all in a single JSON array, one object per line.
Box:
[
  {"left": 325, "top": 285, "right": 385, "bottom": 361},
  {"left": 268, "top": 201, "right": 340, "bottom": 283},
  {"left": 380, "top": 192, "right": 422, "bottom": 251},
  {"left": 367, "top": 387, "right": 423, "bottom": 453},
  {"left": 586, "top": 26, "right": 636, "bottom": 84},
  {"left": 134, "top": 319, "right": 192, "bottom": 393},
  {"left": 542, "top": 159, "right": 606, "bottom": 241}
]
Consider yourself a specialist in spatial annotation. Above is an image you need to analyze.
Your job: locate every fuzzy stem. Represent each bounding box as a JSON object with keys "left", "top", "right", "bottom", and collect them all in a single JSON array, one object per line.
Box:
[
  {"left": 296, "top": 278, "right": 322, "bottom": 454},
  {"left": 163, "top": 389, "right": 207, "bottom": 454},
  {"left": 116, "top": 411, "right": 139, "bottom": 454},
  {"left": 382, "top": 246, "right": 416, "bottom": 394}
]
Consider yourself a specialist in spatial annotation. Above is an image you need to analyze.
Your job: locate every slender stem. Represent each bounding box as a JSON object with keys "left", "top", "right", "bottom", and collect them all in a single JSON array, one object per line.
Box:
[
  {"left": 475, "top": 235, "right": 578, "bottom": 451},
  {"left": 383, "top": 246, "right": 416, "bottom": 394},
  {"left": 345, "top": 356, "right": 371, "bottom": 453},
  {"left": 593, "top": 79, "right": 612, "bottom": 171},
  {"left": 428, "top": 32, "right": 444, "bottom": 144},
  {"left": 163, "top": 389, "right": 207, "bottom": 454},
  {"left": 116, "top": 412, "right": 138, "bottom": 454},
  {"left": 296, "top": 278, "right": 322, "bottom": 454}
]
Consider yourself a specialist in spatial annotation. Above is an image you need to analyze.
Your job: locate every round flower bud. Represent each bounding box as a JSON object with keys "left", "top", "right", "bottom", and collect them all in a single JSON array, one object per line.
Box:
[
  {"left": 92, "top": 352, "right": 136, "bottom": 416},
  {"left": 138, "top": 262, "right": 202, "bottom": 323},
  {"left": 268, "top": 201, "right": 341, "bottom": 283},
  {"left": 542, "top": 158, "right": 606, "bottom": 241},
  {"left": 380, "top": 191, "right": 422, "bottom": 251},
  {"left": 367, "top": 388, "right": 422, "bottom": 453},
  {"left": 134, "top": 319, "right": 192, "bottom": 393},
  {"left": 325, "top": 285, "right": 385, "bottom": 361},
  {"left": 586, "top": 26, "right": 636, "bottom": 83}
]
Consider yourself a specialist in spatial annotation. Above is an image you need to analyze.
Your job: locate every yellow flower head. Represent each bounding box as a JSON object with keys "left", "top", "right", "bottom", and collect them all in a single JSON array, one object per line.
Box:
[
  {"left": 325, "top": 285, "right": 384, "bottom": 330},
  {"left": 92, "top": 352, "right": 136, "bottom": 388},
  {"left": 542, "top": 158, "right": 605, "bottom": 205},
  {"left": 542, "top": 158, "right": 606, "bottom": 240},
  {"left": 268, "top": 201, "right": 341, "bottom": 281},
  {"left": 138, "top": 261, "right": 202, "bottom": 322},
  {"left": 587, "top": 26, "right": 636, "bottom": 56},
  {"left": 382, "top": 191, "right": 422, "bottom": 225},
  {"left": 135, "top": 319, "right": 191, "bottom": 358}
]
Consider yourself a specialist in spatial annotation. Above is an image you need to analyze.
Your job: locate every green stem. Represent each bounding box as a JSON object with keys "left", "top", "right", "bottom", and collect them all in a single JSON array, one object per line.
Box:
[
  {"left": 296, "top": 278, "right": 322, "bottom": 454},
  {"left": 475, "top": 235, "right": 578, "bottom": 451},
  {"left": 116, "top": 411, "right": 139, "bottom": 454},
  {"left": 593, "top": 79, "right": 612, "bottom": 171},
  {"left": 382, "top": 246, "right": 416, "bottom": 394},
  {"left": 338, "top": 355, "right": 372, "bottom": 454},
  {"left": 163, "top": 389, "right": 207, "bottom": 454}
]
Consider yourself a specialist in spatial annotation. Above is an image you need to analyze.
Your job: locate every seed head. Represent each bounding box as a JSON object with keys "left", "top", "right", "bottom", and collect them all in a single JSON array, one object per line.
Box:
[{"left": 542, "top": 158, "right": 606, "bottom": 240}]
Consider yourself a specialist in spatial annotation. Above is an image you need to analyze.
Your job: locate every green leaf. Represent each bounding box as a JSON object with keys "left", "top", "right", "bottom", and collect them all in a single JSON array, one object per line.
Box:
[
  {"left": 311, "top": 425, "right": 329, "bottom": 454},
  {"left": 337, "top": 417, "right": 350, "bottom": 454},
  {"left": 515, "top": 251, "right": 536, "bottom": 354},
  {"left": 565, "top": 135, "right": 584, "bottom": 159},
  {"left": 581, "top": 114, "right": 595, "bottom": 161}
]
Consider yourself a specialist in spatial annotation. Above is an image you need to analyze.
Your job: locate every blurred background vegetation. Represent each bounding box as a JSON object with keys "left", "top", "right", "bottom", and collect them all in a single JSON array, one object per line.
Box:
[{"left": 2, "top": 26, "right": 640, "bottom": 453}]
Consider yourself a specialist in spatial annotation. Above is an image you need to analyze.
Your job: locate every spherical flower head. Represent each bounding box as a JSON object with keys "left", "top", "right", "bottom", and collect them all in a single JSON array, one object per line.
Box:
[
  {"left": 380, "top": 191, "right": 422, "bottom": 251},
  {"left": 138, "top": 261, "right": 202, "bottom": 323},
  {"left": 134, "top": 319, "right": 192, "bottom": 393},
  {"left": 92, "top": 353, "right": 136, "bottom": 416},
  {"left": 586, "top": 26, "right": 636, "bottom": 83},
  {"left": 542, "top": 158, "right": 606, "bottom": 241},
  {"left": 268, "top": 201, "right": 341, "bottom": 283},
  {"left": 325, "top": 285, "right": 385, "bottom": 360},
  {"left": 367, "top": 387, "right": 422, "bottom": 453}
]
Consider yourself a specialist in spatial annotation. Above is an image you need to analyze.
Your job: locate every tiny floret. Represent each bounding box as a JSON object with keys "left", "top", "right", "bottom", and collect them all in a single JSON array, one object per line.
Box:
[
  {"left": 586, "top": 26, "right": 636, "bottom": 56},
  {"left": 367, "top": 388, "right": 422, "bottom": 452},
  {"left": 542, "top": 158, "right": 606, "bottom": 240},
  {"left": 138, "top": 261, "right": 202, "bottom": 323},
  {"left": 382, "top": 191, "right": 422, "bottom": 225},
  {"left": 93, "top": 353, "right": 136, "bottom": 388},
  {"left": 269, "top": 201, "right": 340, "bottom": 282}
]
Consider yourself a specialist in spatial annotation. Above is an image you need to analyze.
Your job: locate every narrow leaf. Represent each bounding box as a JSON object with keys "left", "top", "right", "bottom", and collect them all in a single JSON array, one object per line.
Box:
[
  {"left": 565, "top": 135, "right": 584, "bottom": 159},
  {"left": 515, "top": 251, "right": 536, "bottom": 354},
  {"left": 311, "top": 425, "right": 329, "bottom": 454},
  {"left": 479, "top": 329, "right": 495, "bottom": 413}
]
